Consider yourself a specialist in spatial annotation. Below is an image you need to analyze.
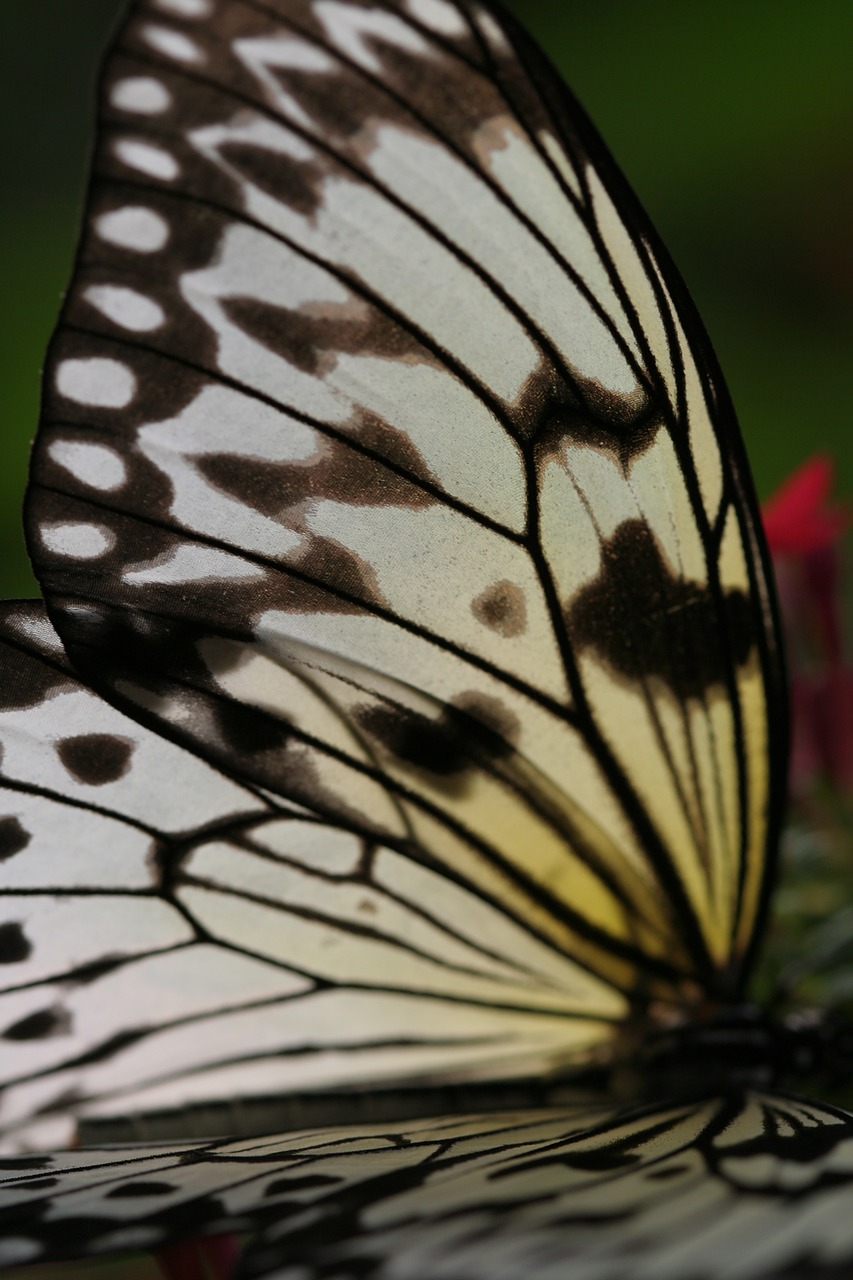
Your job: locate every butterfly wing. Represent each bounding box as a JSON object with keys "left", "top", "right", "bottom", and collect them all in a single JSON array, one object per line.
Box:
[
  {"left": 2, "top": 1091, "right": 852, "bottom": 1278},
  {"left": 241, "top": 1090, "right": 853, "bottom": 1280},
  {"left": 1, "top": 601, "right": 628, "bottom": 1150},
  {"left": 25, "top": 0, "right": 785, "bottom": 1080}
]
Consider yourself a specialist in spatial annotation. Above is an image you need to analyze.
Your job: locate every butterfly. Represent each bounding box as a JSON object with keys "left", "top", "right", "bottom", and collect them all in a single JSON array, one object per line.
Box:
[{"left": 0, "top": 0, "right": 849, "bottom": 1276}]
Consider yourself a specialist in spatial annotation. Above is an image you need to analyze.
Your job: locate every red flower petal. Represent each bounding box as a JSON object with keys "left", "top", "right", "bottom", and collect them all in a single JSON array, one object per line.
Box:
[
  {"left": 763, "top": 455, "right": 850, "bottom": 555},
  {"left": 156, "top": 1234, "right": 239, "bottom": 1280}
]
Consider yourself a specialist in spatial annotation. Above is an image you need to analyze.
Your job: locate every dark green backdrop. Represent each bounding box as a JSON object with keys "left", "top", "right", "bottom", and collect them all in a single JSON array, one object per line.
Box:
[{"left": 2, "top": 2, "right": 851, "bottom": 599}]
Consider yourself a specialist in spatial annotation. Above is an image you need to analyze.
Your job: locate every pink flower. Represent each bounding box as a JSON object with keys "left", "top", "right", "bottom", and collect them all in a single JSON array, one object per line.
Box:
[
  {"left": 763, "top": 455, "right": 849, "bottom": 559},
  {"left": 156, "top": 1234, "right": 240, "bottom": 1279},
  {"left": 762, "top": 456, "right": 852, "bottom": 795}
]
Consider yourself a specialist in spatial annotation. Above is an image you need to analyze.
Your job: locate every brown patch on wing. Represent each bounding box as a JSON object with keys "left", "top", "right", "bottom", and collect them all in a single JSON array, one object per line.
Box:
[
  {"left": 70, "top": 955, "right": 125, "bottom": 985},
  {"left": 471, "top": 579, "right": 527, "bottom": 638},
  {"left": 105, "top": 1179, "right": 180, "bottom": 1200},
  {"left": 3, "top": 1006, "right": 72, "bottom": 1042},
  {"left": 0, "top": 922, "right": 31, "bottom": 965},
  {"left": 0, "top": 817, "right": 30, "bottom": 862},
  {"left": 288, "top": 535, "right": 386, "bottom": 611},
  {"left": 357, "top": 692, "right": 516, "bottom": 792},
  {"left": 218, "top": 141, "right": 328, "bottom": 219},
  {"left": 353, "top": 412, "right": 438, "bottom": 485},
  {"left": 213, "top": 698, "right": 293, "bottom": 759},
  {"left": 224, "top": 292, "right": 429, "bottom": 378},
  {"left": 533, "top": 402, "right": 663, "bottom": 472},
  {"left": 568, "top": 519, "right": 754, "bottom": 700},
  {"left": 197, "top": 432, "right": 434, "bottom": 520},
  {"left": 260, "top": 12, "right": 508, "bottom": 183},
  {"left": 55, "top": 734, "right": 135, "bottom": 786},
  {"left": 451, "top": 692, "right": 520, "bottom": 751},
  {"left": 0, "top": 646, "right": 68, "bottom": 712}
]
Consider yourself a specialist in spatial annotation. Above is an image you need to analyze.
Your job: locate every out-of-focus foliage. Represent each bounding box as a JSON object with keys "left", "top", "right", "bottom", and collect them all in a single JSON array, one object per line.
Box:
[
  {"left": 754, "top": 458, "right": 853, "bottom": 1058},
  {"left": 1, "top": 1, "right": 851, "bottom": 601},
  {"left": 1, "top": 1, "right": 124, "bottom": 599}
]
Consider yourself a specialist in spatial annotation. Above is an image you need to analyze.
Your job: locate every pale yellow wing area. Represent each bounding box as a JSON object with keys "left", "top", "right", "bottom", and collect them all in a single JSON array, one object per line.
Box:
[
  {"left": 0, "top": 603, "right": 629, "bottom": 1153},
  {"left": 26, "top": 0, "right": 785, "bottom": 1086}
]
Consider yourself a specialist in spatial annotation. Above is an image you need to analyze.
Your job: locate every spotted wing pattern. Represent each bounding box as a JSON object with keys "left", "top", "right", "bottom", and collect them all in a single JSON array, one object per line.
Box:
[
  {"left": 0, "top": 601, "right": 628, "bottom": 1152},
  {"left": 1, "top": 1092, "right": 853, "bottom": 1278},
  {"left": 26, "top": 0, "right": 785, "bottom": 1027}
]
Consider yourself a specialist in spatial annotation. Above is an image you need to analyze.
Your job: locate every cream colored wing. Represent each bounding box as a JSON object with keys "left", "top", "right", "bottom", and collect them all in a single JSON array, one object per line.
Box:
[{"left": 26, "top": 0, "right": 785, "bottom": 1061}]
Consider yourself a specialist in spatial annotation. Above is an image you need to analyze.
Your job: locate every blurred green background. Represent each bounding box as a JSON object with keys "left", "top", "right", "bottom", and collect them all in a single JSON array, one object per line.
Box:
[{"left": 1, "top": 1, "right": 851, "bottom": 601}]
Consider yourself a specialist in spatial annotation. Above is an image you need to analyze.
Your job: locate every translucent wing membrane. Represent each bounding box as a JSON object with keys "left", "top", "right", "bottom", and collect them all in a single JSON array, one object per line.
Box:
[
  {"left": 2, "top": 1092, "right": 853, "bottom": 1278},
  {"left": 27, "top": 0, "right": 785, "bottom": 1026},
  {"left": 0, "top": 602, "right": 628, "bottom": 1151}
]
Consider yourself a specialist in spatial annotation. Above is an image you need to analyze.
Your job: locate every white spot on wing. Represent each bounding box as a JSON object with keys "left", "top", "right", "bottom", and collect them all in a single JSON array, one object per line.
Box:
[
  {"left": 41, "top": 523, "right": 115, "bottom": 560},
  {"left": 154, "top": 0, "right": 212, "bottom": 15},
  {"left": 313, "top": 1, "right": 431, "bottom": 73},
  {"left": 475, "top": 9, "right": 510, "bottom": 53},
  {"left": 48, "top": 441, "right": 128, "bottom": 491},
  {"left": 234, "top": 35, "right": 337, "bottom": 76},
  {"left": 56, "top": 357, "right": 136, "bottom": 408},
  {"left": 114, "top": 139, "right": 180, "bottom": 181},
  {"left": 83, "top": 285, "right": 166, "bottom": 333},
  {"left": 2, "top": 611, "right": 64, "bottom": 653},
  {"left": 96, "top": 206, "right": 169, "bottom": 253},
  {"left": 251, "top": 821, "right": 363, "bottom": 876},
  {"left": 134, "top": 385, "right": 309, "bottom": 557},
  {"left": 403, "top": 0, "right": 467, "bottom": 36},
  {"left": 231, "top": 39, "right": 336, "bottom": 131},
  {"left": 562, "top": 445, "right": 638, "bottom": 540},
  {"left": 142, "top": 24, "right": 203, "bottom": 63},
  {"left": 123, "top": 545, "right": 267, "bottom": 586},
  {"left": 539, "top": 129, "right": 582, "bottom": 201},
  {"left": 190, "top": 112, "right": 316, "bottom": 171},
  {"left": 91, "top": 1228, "right": 166, "bottom": 1251},
  {"left": 110, "top": 76, "right": 172, "bottom": 114},
  {"left": 0, "top": 1241, "right": 40, "bottom": 1265}
]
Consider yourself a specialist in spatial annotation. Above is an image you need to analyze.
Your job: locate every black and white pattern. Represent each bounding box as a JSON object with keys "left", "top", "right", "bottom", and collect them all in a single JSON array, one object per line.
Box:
[
  {"left": 0, "top": 601, "right": 613, "bottom": 1154},
  {"left": 0, "top": 0, "right": 830, "bottom": 1275},
  {"left": 4, "top": 1091, "right": 853, "bottom": 1277},
  {"left": 28, "top": 0, "right": 785, "bottom": 1049}
]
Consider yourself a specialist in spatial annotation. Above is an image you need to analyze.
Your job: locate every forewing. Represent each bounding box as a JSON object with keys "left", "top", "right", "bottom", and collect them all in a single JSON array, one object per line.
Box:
[{"left": 26, "top": 0, "right": 785, "bottom": 1021}]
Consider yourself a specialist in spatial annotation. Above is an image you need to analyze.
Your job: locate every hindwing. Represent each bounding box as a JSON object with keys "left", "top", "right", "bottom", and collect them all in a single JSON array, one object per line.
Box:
[
  {"left": 2, "top": 1091, "right": 853, "bottom": 1278},
  {"left": 0, "top": 602, "right": 628, "bottom": 1150}
]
